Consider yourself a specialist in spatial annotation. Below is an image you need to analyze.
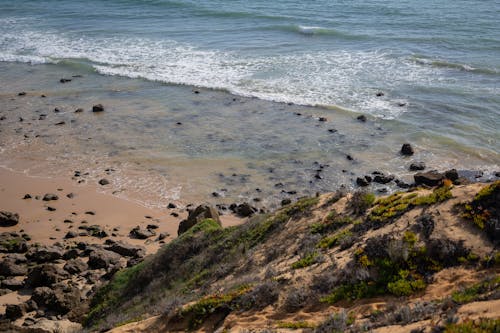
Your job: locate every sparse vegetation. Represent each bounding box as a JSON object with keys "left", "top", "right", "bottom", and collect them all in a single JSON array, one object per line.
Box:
[
  {"left": 461, "top": 180, "right": 499, "bottom": 242},
  {"left": 349, "top": 191, "right": 376, "bottom": 215},
  {"left": 311, "top": 210, "right": 352, "bottom": 234},
  {"left": 451, "top": 276, "right": 500, "bottom": 304},
  {"left": 444, "top": 318, "right": 500, "bottom": 332},
  {"left": 180, "top": 285, "right": 252, "bottom": 329},
  {"left": 277, "top": 321, "right": 315, "bottom": 329},
  {"left": 317, "top": 229, "right": 353, "bottom": 249},
  {"left": 291, "top": 251, "right": 320, "bottom": 269}
]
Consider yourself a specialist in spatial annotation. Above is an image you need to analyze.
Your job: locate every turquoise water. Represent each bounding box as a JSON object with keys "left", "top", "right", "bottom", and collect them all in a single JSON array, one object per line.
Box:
[{"left": 0, "top": 1, "right": 499, "bottom": 207}]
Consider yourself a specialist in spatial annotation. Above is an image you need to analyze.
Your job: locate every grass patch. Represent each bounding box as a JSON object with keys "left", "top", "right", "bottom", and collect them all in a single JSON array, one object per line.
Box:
[
  {"left": 451, "top": 276, "right": 500, "bottom": 304},
  {"left": 180, "top": 285, "right": 252, "bottom": 329},
  {"left": 444, "top": 317, "right": 500, "bottom": 332},
  {"left": 368, "top": 186, "right": 452, "bottom": 226},
  {"left": 277, "top": 321, "right": 316, "bottom": 329},
  {"left": 461, "top": 181, "right": 499, "bottom": 236},
  {"left": 291, "top": 251, "right": 320, "bottom": 269},
  {"left": 317, "top": 229, "right": 353, "bottom": 249},
  {"left": 349, "top": 191, "right": 376, "bottom": 215},
  {"left": 311, "top": 210, "right": 352, "bottom": 234}
]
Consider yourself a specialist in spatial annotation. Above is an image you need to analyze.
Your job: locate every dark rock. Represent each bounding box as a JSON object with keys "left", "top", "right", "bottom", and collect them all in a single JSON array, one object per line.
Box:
[
  {"left": 59, "top": 78, "right": 72, "bottom": 83},
  {"left": 232, "top": 203, "right": 258, "bottom": 218},
  {"left": 356, "top": 177, "right": 370, "bottom": 187},
  {"left": 42, "top": 193, "right": 59, "bottom": 201},
  {"left": 92, "top": 104, "right": 104, "bottom": 112},
  {"left": 31, "top": 284, "right": 81, "bottom": 316},
  {"left": 158, "top": 233, "right": 167, "bottom": 241},
  {"left": 395, "top": 179, "right": 412, "bottom": 189},
  {"left": 0, "top": 233, "right": 28, "bottom": 253},
  {"left": 98, "top": 178, "right": 109, "bottom": 186},
  {"left": 129, "top": 226, "right": 156, "bottom": 239},
  {"left": 64, "top": 231, "right": 77, "bottom": 239},
  {"left": 85, "top": 211, "right": 95, "bottom": 215},
  {"left": 414, "top": 171, "right": 444, "bottom": 187},
  {"left": 444, "top": 169, "right": 459, "bottom": 181},
  {"left": 281, "top": 198, "right": 292, "bottom": 206},
  {"left": 346, "top": 154, "right": 354, "bottom": 161},
  {"left": 26, "top": 246, "right": 63, "bottom": 263},
  {"left": 401, "top": 143, "right": 414, "bottom": 156},
  {"left": 170, "top": 212, "right": 179, "bottom": 217},
  {"left": 0, "top": 259, "right": 27, "bottom": 276},
  {"left": 66, "top": 193, "right": 75, "bottom": 199},
  {"left": 55, "top": 121, "right": 65, "bottom": 126},
  {"left": 18, "top": 92, "right": 27, "bottom": 96},
  {"left": 376, "top": 92, "right": 384, "bottom": 97},
  {"left": 356, "top": 115, "right": 367, "bottom": 122},
  {"left": 318, "top": 117, "right": 327, "bottom": 122},
  {"left": 54, "top": 108, "right": 61, "bottom": 113},
  {"left": 146, "top": 224, "right": 158, "bottom": 230},
  {"left": 409, "top": 161, "right": 426, "bottom": 171},
  {"left": 211, "top": 191, "right": 220, "bottom": 197},
  {"left": 2, "top": 278, "right": 25, "bottom": 290},
  {"left": 63, "top": 249, "right": 79, "bottom": 260},
  {"left": 373, "top": 174, "right": 395, "bottom": 184},
  {"left": 88, "top": 249, "right": 121, "bottom": 269},
  {"left": 417, "top": 214, "right": 435, "bottom": 239},
  {"left": 63, "top": 259, "right": 88, "bottom": 274},
  {"left": 74, "top": 108, "right": 84, "bottom": 113},
  {"left": 177, "top": 205, "right": 221, "bottom": 235},
  {"left": 47, "top": 206, "right": 56, "bottom": 212},
  {"left": 78, "top": 224, "right": 107, "bottom": 238},
  {"left": 26, "top": 264, "right": 68, "bottom": 287},
  {"left": 23, "top": 194, "right": 32, "bottom": 199},
  {"left": 105, "top": 241, "right": 145, "bottom": 258},
  {"left": 5, "top": 253, "right": 27, "bottom": 263},
  {"left": 0, "top": 211, "right": 19, "bottom": 227},
  {"left": 5, "top": 303, "right": 25, "bottom": 320},
  {"left": 167, "top": 203, "right": 177, "bottom": 209}
]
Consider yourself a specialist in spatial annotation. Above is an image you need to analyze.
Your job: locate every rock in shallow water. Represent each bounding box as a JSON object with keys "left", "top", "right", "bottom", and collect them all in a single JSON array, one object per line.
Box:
[{"left": 401, "top": 143, "right": 414, "bottom": 156}]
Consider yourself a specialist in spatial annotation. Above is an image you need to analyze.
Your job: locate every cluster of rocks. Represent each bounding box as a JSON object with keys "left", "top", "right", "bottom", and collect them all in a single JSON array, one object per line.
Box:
[
  {"left": 355, "top": 144, "right": 482, "bottom": 190},
  {"left": 0, "top": 230, "right": 146, "bottom": 330}
]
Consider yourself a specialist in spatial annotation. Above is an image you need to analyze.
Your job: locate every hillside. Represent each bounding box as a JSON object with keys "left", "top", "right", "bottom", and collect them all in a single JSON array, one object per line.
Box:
[{"left": 82, "top": 181, "right": 499, "bottom": 332}]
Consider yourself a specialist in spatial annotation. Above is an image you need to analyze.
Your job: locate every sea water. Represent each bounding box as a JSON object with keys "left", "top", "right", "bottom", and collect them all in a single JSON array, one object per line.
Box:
[{"left": 0, "top": 0, "right": 498, "bottom": 208}]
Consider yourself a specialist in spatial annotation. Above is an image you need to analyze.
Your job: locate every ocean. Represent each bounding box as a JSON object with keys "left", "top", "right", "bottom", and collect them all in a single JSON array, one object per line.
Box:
[{"left": 0, "top": 0, "right": 499, "bottom": 208}]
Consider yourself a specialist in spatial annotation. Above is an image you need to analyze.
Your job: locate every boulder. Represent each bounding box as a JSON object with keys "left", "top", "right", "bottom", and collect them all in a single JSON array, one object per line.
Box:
[
  {"left": 21, "top": 318, "right": 82, "bottom": 333},
  {"left": 42, "top": 193, "right": 59, "bottom": 201},
  {"left": 27, "top": 246, "right": 63, "bottom": 263},
  {"left": 92, "top": 104, "right": 104, "bottom": 112},
  {"left": 232, "top": 203, "right": 257, "bottom": 218},
  {"left": 409, "top": 161, "right": 426, "bottom": 171},
  {"left": 129, "top": 226, "right": 156, "bottom": 239},
  {"left": 444, "top": 169, "right": 459, "bottom": 181},
  {"left": 105, "top": 241, "right": 145, "bottom": 258},
  {"left": 0, "top": 211, "right": 19, "bottom": 227},
  {"left": 26, "top": 264, "right": 69, "bottom": 288},
  {"left": 178, "top": 205, "right": 221, "bottom": 235},
  {"left": 31, "top": 284, "right": 81, "bottom": 316},
  {"left": 356, "top": 177, "right": 370, "bottom": 187},
  {"left": 63, "top": 259, "right": 88, "bottom": 275},
  {"left": 0, "top": 232, "right": 28, "bottom": 253},
  {"left": 87, "top": 249, "right": 121, "bottom": 270},
  {"left": 0, "top": 259, "right": 27, "bottom": 276},
  {"left": 401, "top": 143, "right": 414, "bottom": 156},
  {"left": 5, "top": 303, "right": 25, "bottom": 320},
  {"left": 1, "top": 278, "right": 25, "bottom": 290},
  {"left": 373, "top": 174, "right": 395, "bottom": 184},
  {"left": 414, "top": 171, "right": 444, "bottom": 187}
]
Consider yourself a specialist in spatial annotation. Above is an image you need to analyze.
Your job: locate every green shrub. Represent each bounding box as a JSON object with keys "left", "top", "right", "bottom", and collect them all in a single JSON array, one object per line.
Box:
[
  {"left": 291, "top": 251, "right": 319, "bottom": 269},
  {"left": 317, "top": 229, "right": 353, "bottom": 249}
]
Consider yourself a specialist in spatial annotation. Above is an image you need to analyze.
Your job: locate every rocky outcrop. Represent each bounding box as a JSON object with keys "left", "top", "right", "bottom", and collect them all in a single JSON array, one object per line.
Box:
[
  {"left": 178, "top": 205, "right": 221, "bottom": 235},
  {"left": 106, "top": 241, "right": 145, "bottom": 258},
  {"left": 414, "top": 170, "right": 444, "bottom": 186}
]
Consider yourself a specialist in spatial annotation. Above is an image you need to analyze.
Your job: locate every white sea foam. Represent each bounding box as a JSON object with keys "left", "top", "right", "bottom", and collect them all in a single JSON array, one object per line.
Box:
[{"left": 0, "top": 21, "right": 449, "bottom": 119}]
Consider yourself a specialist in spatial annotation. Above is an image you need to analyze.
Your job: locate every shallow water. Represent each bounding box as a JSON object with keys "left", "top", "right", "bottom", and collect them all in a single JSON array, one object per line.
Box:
[{"left": 0, "top": 62, "right": 498, "bottom": 210}]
